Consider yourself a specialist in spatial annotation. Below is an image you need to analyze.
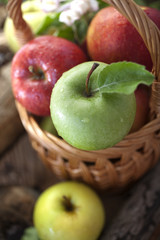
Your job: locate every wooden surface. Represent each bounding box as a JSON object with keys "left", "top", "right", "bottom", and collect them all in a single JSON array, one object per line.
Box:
[
  {"left": 101, "top": 160, "right": 160, "bottom": 240},
  {"left": 0, "top": 132, "right": 160, "bottom": 240}
]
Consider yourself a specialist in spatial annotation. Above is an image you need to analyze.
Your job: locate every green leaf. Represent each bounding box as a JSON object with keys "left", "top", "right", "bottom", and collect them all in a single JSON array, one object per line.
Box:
[
  {"left": 97, "top": 0, "right": 109, "bottom": 9},
  {"left": 36, "top": 12, "right": 75, "bottom": 41},
  {"left": 36, "top": 12, "right": 61, "bottom": 35},
  {"left": 0, "top": 0, "right": 7, "bottom": 4},
  {"left": 54, "top": 26, "right": 74, "bottom": 42},
  {"left": 21, "top": 227, "right": 40, "bottom": 240},
  {"left": 134, "top": 0, "right": 148, "bottom": 5},
  {"left": 73, "top": 17, "right": 88, "bottom": 44},
  {"left": 96, "top": 62, "right": 154, "bottom": 95},
  {"left": 134, "top": 0, "right": 160, "bottom": 9},
  {"left": 149, "top": 1, "right": 160, "bottom": 10}
]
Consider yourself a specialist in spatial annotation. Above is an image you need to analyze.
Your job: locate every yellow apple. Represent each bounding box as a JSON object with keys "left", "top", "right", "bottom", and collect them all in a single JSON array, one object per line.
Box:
[
  {"left": 4, "top": 0, "right": 47, "bottom": 52},
  {"left": 33, "top": 181, "right": 105, "bottom": 240}
]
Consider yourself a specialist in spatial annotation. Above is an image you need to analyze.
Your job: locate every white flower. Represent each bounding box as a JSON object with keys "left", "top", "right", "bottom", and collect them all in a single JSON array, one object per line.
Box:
[
  {"left": 41, "top": 0, "right": 60, "bottom": 12},
  {"left": 59, "top": 9, "right": 80, "bottom": 26},
  {"left": 88, "top": 0, "right": 99, "bottom": 12},
  {"left": 70, "top": 0, "right": 90, "bottom": 16},
  {"left": 41, "top": 0, "right": 100, "bottom": 26},
  {"left": 57, "top": 2, "right": 71, "bottom": 12},
  {"left": 41, "top": 0, "right": 99, "bottom": 14}
]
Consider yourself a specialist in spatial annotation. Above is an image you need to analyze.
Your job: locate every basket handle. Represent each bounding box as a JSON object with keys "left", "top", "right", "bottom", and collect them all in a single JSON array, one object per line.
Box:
[
  {"left": 7, "top": 0, "right": 34, "bottom": 47},
  {"left": 103, "top": 0, "right": 160, "bottom": 114}
]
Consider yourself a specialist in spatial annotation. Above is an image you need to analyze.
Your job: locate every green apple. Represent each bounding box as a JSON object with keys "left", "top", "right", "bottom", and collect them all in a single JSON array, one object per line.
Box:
[
  {"left": 50, "top": 61, "right": 133, "bottom": 151},
  {"left": 50, "top": 61, "right": 154, "bottom": 151},
  {"left": 40, "top": 116, "right": 58, "bottom": 136},
  {"left": 4, "top": 0, "right": 47, "bottom": 52},
  {"left": 33, "top": 181, "right": 105, "bottom": 240}
]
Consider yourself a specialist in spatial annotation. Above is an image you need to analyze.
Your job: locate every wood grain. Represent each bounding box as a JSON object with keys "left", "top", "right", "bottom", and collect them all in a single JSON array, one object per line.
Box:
[{"left": 101, "top": 161, "right": 160, "bottom": 240}]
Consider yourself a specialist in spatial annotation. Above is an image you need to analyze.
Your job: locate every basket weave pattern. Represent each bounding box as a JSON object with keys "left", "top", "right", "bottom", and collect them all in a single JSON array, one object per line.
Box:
[{"left": 8, "top": 0, "right": 160, "bottom": 190}]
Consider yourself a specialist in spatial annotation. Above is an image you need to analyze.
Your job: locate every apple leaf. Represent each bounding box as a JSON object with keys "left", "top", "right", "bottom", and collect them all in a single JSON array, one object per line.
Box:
[
  {"left": 134, "top": 0, "right": 160, "bottom": 10},
  {"left": 73, "top": 17, "right": 88, "bottom": 44},
  {"left": 36, "top": 12, "right": 75, "bottom": 42},
  {"left": 97, "top": 0, "right": 109, "bottom": 9},
  {"left": 97, "top": 62, "right": 154, "bottom": 95},
  {"left": 36, "top": 12, "right": 61, "bottom": 35},
  {"left": 73, "top": 13, "right": 95, "bottom": 44},
  {"left": 54, "top": 26, "right": 74, "bottom": 42}
]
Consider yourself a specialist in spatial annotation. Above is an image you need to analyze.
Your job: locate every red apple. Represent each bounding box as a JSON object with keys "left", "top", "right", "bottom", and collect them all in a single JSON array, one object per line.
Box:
[
  {"left": 11, "top": 35, "right": 87, "bottom": 116},
  {"left": 86, "top": 6, "right": 160, "bottom": 71},
  {"left": 130, "top": 84, "right": 151, "bottom": 133}
]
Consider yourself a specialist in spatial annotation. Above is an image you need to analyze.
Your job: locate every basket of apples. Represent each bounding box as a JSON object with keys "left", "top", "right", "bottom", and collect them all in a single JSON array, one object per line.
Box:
[{"left": 7, "top": 0, "right": 160, "bottom": 190}]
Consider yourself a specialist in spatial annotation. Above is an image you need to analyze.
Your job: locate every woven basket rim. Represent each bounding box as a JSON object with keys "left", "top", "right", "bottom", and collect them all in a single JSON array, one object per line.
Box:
[{"left": 16, "top": 100, "right": 160, "bottom": 161}]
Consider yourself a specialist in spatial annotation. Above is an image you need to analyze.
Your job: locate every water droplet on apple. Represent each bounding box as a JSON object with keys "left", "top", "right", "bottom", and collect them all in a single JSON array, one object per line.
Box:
[{"left": 60, "top": 88, "right": 64, "bottom": 93}]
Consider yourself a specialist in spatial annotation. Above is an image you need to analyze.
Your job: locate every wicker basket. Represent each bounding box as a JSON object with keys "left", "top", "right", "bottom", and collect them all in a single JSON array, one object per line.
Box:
[{"left": 7, "top": 0, "right": 160, "bottom": 190}]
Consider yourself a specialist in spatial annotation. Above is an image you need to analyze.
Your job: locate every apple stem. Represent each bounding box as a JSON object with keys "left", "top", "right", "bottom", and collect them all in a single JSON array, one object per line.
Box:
[
  {"left": 85, "top": 63, "right": 99, "bottom": 97},
  {"left": 62, "top": 196, "right": 74, "bottom": 212},
  {"left": 28, "top": 65, "right": 44, "bottom": 80}
]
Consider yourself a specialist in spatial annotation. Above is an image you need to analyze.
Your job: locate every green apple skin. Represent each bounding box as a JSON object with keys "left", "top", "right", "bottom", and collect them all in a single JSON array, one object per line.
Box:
[
  {"left": 50, "top": 61, "right": 136, "bottom": 151},
  {"left": 33, "top": 181, "right": 105, "bottom": 240},
  {"left": 4, "top": 1, "right": 46, "bottom": 53},
  {"left": 40, "top": 116, "right": 58, "bottom": 136}
]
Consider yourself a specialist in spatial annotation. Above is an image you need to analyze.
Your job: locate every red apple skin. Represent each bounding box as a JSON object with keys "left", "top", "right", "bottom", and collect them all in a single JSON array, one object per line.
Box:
[
  {"left": 86, "top": 6, "right": 160, "bottom": 71},
  {"left": 11, "top": 35, "right": 87, "bottom": 116},
  {"left": 130, "top": 84, "right": 151, "bottom": 133}
]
